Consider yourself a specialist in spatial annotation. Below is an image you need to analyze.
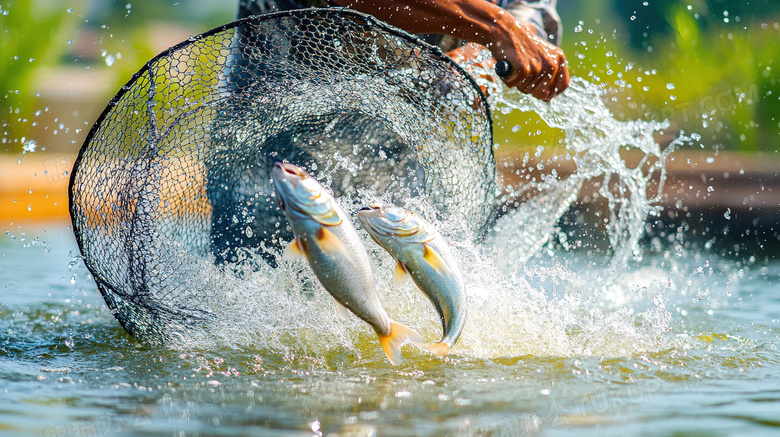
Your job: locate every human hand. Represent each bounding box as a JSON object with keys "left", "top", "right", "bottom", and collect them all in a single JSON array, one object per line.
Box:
[{"left": 487, "top": 20, "right": 570, "bottom": 101}]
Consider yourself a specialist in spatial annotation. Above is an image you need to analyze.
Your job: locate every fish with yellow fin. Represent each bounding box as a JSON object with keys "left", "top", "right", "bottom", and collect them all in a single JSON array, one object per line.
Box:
[
  {"left": 358, "top": 205, "right": 467, "bottom": 357},
  {"left": 271, "top": 162, "right": 421, "bottom": 365}
]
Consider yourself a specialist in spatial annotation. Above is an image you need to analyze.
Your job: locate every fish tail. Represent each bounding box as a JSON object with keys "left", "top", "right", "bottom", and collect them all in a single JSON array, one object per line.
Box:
[
  {"left": 378, "top": 321, "right": 422, "bottom": 365},
  {"left": 416, "top": 341, "right": 451, "bottom": 357}
]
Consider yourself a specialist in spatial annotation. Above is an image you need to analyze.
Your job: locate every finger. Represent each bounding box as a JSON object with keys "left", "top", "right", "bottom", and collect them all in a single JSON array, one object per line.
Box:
[
  {"left": 508, "top": 61, "right": 539, "bottom": 90},
  {"left": 532, "top": 58, "right": 557, "bottom": 91},
  {"left": 535, "top": 76, "right": 556, "bottom": 101},
  {"left": 501, "top": 68, "right": 524, "bottom": 89},
  {"left": 522, "top": 58, "right": 556, "bottom": 99},
  {"left": 551, "top": 55, "right": 570, "bottom": 96},
  {"left": 538, "top": 56, "right": 568, "bottom": 101},
  {"left": 529, "top": 72, "right": 555, "bottom": 100},
  {"left": 522, "top": 74, "right": 545, "bottom": 95}
]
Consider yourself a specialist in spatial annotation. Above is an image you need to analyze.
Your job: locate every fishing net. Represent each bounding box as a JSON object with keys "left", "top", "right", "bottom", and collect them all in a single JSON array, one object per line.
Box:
[{"left": 69, "top": 9, "right": 496, "bottom": 343}]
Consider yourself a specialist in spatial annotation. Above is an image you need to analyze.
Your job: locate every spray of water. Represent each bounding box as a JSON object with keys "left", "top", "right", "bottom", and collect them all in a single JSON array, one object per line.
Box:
[
  {"left": 472, "top": 53, "right": 685, "bottom": 275},
  {"left": 159, "top": 51, "right": 695, "bottom": 362}
]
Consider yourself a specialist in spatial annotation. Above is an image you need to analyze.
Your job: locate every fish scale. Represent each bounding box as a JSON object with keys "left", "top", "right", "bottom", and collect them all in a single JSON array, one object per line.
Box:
[
  {"left": 359, "top": 205, "right": 467, "bottom": 356},
  {"left": 272, "top": 162, "right": 421, "bottom": 365}
]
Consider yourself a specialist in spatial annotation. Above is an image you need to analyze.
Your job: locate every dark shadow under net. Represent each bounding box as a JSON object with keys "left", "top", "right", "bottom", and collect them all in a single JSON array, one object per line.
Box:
[{"left": 69, "top": 9, "right": 496, "bottom": 344}]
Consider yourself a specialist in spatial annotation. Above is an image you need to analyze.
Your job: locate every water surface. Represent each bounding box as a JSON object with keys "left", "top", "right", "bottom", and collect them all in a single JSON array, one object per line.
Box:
[{"left": 2, "top": 223, "right": 778, "bottom": 436}]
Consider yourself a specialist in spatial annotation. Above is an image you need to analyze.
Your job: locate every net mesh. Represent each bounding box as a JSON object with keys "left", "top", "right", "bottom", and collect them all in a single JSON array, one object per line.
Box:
[{"left": 69, "top": 9, "right": 496, "bottom": 344}]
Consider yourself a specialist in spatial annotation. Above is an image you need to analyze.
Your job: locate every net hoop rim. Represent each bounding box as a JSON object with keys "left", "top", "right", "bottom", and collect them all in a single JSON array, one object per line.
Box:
[{"left": 68, "top": 7, "right": 494, "bottom": 272}]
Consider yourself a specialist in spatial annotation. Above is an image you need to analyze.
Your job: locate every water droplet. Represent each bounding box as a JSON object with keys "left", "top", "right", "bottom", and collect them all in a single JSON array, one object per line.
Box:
[
  {"left": 724, "top": 208, "right": 731, "bottom": 220},
  {"left": 666, "top": 83, "right": 675, "bottom": 90},
  {"left": 22, "top": 139, "right": 37, "bottom": 153},
  {"left": 67, "top": 8, "right": 73, "bottom": 13},
  {"left": 105, "top": 54, "right": 115, "bottom": 67}
]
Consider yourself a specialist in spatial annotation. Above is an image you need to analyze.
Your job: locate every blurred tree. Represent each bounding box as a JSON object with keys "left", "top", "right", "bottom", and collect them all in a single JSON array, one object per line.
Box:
[
  {"left": 615, "top": 0, "right": 780, "bottom": 50},
  {"left": 0, "top": 0, "right": 82, "bottom": 153}
]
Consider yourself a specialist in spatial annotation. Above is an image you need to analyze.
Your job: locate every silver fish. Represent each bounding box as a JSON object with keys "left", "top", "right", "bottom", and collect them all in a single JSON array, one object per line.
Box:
[
  {"left": 271, "top": 162, "right": 420, "bottom": 365},
  {"left": 358, "top": 205, "right": 467, "bottom": 356}
]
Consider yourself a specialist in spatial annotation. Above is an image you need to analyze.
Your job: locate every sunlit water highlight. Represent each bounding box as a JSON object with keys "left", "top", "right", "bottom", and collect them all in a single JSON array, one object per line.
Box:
[{"left": 2, "top": 74, "right": 779, "bottom": 435}]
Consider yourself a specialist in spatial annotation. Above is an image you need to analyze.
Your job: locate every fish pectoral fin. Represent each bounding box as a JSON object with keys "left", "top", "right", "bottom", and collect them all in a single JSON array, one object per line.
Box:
[
  {"left": 423, "top": 244, "right": 447, "bottom": 274},
  {"left": 378, "top": 321, "right": 423, "bottom": 366},
  {"left": 416, "top": 341, "right": 451, "bottom": 357},
  {"left": 393, "top": 261, "right": 412, "bottom": 288},
  {"left": 283, "top": 237, "right": 307, "bottom": 261},
  {"left": 333, "top": 297, "right": 352, "bottom": 319},
  {"left": 314, "top": 227, "right": 350, "bottom": 258}
]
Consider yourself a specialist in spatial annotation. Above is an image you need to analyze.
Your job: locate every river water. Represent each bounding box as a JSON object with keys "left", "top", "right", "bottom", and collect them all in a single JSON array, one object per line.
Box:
[{"left": 2, "top": 219, "right": 779, "bottom": 436}]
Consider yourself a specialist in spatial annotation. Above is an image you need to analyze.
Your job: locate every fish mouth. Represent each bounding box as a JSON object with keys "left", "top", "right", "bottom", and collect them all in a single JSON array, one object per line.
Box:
[
  {"left": 357, "top": 206, "right": 379, "bottom": 231},
  {"left": 357, "top": 205, "right": 383, "bottom": 224},
  {"left": 273, "top": 162, "right": 307, "bottom": 178},
  {"left": 272, "top": 162, "right": 303, "bottom": 211}
]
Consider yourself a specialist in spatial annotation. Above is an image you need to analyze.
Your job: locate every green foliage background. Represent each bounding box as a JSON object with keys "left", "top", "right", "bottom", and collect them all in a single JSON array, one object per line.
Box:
[
  {"left": 530, "top": 0, "right": 780, "bottom": 153},
  {"left": 1, "top": 0, "right": 778, "bottom": 154}
]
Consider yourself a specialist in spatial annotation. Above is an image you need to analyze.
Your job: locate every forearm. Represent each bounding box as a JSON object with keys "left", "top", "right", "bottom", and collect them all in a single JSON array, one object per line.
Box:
[
  {"left": 330, "top": 0, "right": 521, "bottom": 49},
  {"left": 332, "top": 0, "right": 570, "bottom": 101}
]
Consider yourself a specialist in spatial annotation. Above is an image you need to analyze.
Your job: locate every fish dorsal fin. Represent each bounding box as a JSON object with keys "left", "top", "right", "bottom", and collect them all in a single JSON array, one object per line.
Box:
[
  {"left": 423, "top": 244, "right": 447, "bottom": 274},
  {"left": 333, "top": 297, "right": 352, "bottom": 319},
  {"left": 315, "top": 227, "right": 349, "bottom": 258},
  {"left": 283, "top": 237, "right": 307, "bottom": 261},
  {"left": 393, "top": 261, "right": 411, "bottom": 288}
]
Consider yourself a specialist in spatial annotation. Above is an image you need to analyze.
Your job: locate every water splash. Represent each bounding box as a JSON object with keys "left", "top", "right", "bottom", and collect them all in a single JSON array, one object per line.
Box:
[
  {"left": 22, "top": 139, "right": 37, "bottom": 153},
  {"left": 75, "top": 46, "right": 689, "bottom": 362},
  {"left": 167, "top": 180, "right": 685, "bottom": 361},
  {"left": 153, "top": 58, "right": 697, "bottom": 362},
  {"left": 468, "top": 53, "right": 685, "bottom": 277}
]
